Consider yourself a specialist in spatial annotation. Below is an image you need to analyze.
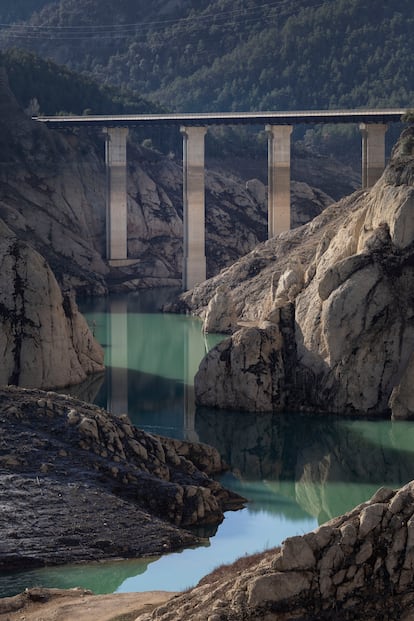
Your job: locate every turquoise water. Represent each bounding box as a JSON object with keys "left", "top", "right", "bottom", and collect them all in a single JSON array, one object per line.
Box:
[{"left": 2, "top": 289, "right": 414, "bottom": 596}]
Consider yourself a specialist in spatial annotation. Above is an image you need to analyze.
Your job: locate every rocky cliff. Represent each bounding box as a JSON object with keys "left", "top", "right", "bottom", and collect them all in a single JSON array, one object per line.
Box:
[
  {"left": 0, "top": 218, "right": 104, "bottom": 389},
  {"left": 187, "top": 125, "right": 414, "bottom": 419},
  {"left": 0, "top": 68, "right": 357, "bottom": 295},
  {"left": 0, "top": 70, "right": 104, "bottom": 390},
  {"left": 0, "top": 67, "right": 109, "bottom": 295},
  {"left": 136, "top": 483, "right": 414, "bottom": 621}
]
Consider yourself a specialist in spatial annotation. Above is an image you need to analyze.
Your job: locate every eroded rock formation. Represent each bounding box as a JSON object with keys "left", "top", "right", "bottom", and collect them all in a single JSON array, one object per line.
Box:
[
  {"left": 190, "top": 125, "right": 414, "bottom": 419},
  {"left": 136, "top": 483, "right": 414, "bottom": 621},
  {"left": 202, "top": 284, "right": 238, "bottom": 334},
  {"left": 0, "top": 386, "right": 244, "bottom": 570},
  {"left": 0, "top": 67, "right": 109, "bottom": 295},
  {"left": 0, "top": 220, "right": 104, "bottom": 389}
]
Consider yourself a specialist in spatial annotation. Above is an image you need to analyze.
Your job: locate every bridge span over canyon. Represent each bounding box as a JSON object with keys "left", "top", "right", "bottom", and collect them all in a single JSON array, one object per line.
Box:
[{"left": 36, "top": 108, "right": 408, "bottom": 289}]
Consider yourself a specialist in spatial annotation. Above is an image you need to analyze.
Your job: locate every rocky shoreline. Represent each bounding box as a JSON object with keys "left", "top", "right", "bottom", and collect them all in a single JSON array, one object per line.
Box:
[
  {"left": 0, "top": 386, "right": 244, "bottom": 572},
  {"left": 4, "top": 480, "right": 414, "bottom": 620},
  {"left": 0, "top": 588, "right": 177, "bottom": 621},
  {"left": 134, "top": 481, "right": 414, "bottom": 621}
]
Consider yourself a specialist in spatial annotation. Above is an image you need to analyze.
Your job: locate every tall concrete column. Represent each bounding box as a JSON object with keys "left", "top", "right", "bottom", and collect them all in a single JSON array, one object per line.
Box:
[
  {"left": 181, "top": 125, "right": 207, "bottom": 290},
  {"left": 266, "top": 124, "right": 293, "bottom": 237},
  {"left": 103, "top": 127, "right": 129, "bottom": 263},
  {"left": 360, "top": 123, "right": 388, "bottom": 188}
]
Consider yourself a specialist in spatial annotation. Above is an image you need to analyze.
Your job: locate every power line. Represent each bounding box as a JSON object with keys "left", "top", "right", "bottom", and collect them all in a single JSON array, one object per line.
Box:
[
  {"left": 1, "top": 1, "right": 283, "bottom": 30},
  {"left": 0, "top": 0, "right": 325, "bottom": 41}
]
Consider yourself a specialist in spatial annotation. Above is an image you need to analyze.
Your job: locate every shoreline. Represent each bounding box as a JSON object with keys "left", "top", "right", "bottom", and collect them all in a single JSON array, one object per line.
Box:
[{"left": 0, "top": 588, "right": 178, "bottom": 621}]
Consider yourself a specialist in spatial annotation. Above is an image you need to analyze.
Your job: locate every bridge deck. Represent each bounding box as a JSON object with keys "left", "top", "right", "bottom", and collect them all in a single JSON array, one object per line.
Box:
[{"left": 35, "top": 108, "right": 408, "bottom": 128}]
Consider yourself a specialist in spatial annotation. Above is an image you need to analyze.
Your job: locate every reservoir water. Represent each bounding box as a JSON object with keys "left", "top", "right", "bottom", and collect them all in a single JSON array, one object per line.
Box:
[{"left": 2, "top": 289, "right": 414, "bottom": 596}]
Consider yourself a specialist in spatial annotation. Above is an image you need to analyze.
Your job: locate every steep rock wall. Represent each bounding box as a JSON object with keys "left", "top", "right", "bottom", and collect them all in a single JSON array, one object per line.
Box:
[
  {"left": 0, "top": 220, "right": 104, "bottom": 389},
  {"left": 191, "top": 125, "right": 414, "bottom": 418}
]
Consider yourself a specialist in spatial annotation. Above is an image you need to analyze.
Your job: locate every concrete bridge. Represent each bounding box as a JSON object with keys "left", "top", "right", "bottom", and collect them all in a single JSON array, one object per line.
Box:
[{"left": 36, "top": 108, "right": 408, "bottom": 289}]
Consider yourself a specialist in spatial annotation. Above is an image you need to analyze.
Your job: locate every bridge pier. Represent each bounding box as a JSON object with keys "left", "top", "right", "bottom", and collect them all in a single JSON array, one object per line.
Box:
[
  {"left": 101, "top": 117, "right": 391, "bottom": 291},
  {"left": 360, "top": 123, "right": 388, "bottom": 188},
  {"left": 266, "top": 124, "right": 293, "bottom": 237},
  {"left": 181, "top": 126, "right": 207, "bottom": 290},
  {"left": 103, "top": 127, "right": 129, "bottom": 264}
]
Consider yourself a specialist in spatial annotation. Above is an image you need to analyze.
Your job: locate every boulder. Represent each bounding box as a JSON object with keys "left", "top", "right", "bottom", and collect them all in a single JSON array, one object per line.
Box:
[
  {"left": 196, "top": 308, "right": 293, "bottom": 412},
  {"left": 202, "top": 284, "right": 238, "bottom": 334}
]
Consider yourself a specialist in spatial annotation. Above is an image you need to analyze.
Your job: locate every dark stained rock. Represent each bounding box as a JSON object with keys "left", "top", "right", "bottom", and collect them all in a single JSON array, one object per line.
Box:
[{"left": 0, "top": 386, "right": 245, "bottom": 570}]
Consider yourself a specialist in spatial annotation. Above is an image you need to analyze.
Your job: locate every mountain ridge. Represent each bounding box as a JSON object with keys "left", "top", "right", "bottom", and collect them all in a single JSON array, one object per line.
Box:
[{"left": 0, "top": 0, "right": 412, "bottom": 114}]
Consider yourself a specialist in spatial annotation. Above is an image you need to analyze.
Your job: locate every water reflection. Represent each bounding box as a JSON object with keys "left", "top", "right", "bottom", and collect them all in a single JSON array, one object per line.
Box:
[
  {"left": 78, "top": 293, "right": 224, "bottom": 439},
  {"left": 4, "top": 291, "right": 414, "bottom": 597},
  {"left": 77, "top": 291, "right": 414, "bottom": 525},
  {"left": 196, "top": 408, "right": 414, "bottom": 524},
  {"left": 0, "top": 556, "right": 156, "bottom": 596}
]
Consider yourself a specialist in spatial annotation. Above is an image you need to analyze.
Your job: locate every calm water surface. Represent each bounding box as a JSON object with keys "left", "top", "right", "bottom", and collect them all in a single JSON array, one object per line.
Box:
[{"left": 2, "top": 289, "right": 414, "bottom": 596}]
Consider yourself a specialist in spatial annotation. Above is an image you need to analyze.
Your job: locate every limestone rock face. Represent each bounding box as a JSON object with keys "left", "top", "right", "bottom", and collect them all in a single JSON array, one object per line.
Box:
[
  {"left": 122, "top": 147, "right": 271, "bottom": 289},
  {"left": 389, "top": 351, "right": 414, "bottom": 419},
  {"left": 136, "top": 482, "right": 414, "bottom": 620},
  {"left": 190, "top": 125, "right": 414, "bottom": 417},
  {"left": 0, "top": 221, "right": 104, "bottom": 389},
  {"left": 196, "top": 309, "right": 293, "bottom": 412},
  {"left": 0, "top": 68, "right": 108, "bottom": 295},
  {"left": 202, "top": 285, "right": 238, "bottom": 334},
  {"left": 0, "top": 69, "right": 349, "bottom": 294}
]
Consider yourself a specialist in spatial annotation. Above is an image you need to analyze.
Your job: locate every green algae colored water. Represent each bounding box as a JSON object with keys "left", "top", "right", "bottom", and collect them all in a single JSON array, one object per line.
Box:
[{"left": 2, "top": 289, "right": 414, "bottom": 596}]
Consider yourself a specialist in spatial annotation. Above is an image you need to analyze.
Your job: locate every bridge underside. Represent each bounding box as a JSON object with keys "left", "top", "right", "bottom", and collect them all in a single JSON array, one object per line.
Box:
[{"left": 103, "top": 121, "right": 389, "bottom": 290}]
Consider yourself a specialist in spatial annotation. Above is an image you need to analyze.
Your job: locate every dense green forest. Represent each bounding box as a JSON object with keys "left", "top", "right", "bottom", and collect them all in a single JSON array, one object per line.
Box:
[
  {"left": 0, "top": 0, "right": 52, "bottom": 24},
  {"left": 0, "top": 0, "right": 412, "bottom": 114},
  {"left": 0, "top": 48, "right": 160, "bottom": 116}
]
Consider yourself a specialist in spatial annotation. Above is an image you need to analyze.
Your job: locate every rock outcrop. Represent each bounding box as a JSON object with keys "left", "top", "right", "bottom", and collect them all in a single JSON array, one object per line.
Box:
[
  {"left": 202, "top": 284, "right": 238, "bottom": 334},
  {"left": 0, "top": 220, "right": 104, "bottom": 389},
  {"left": 190, "top": 125, "right": 414, "bottom": 418},
  {"left": 0, "top": 386, "right": 244, "bottom": 570},
  {"left": 0, "top": 67, "right": 108, "bottom": 296},
  {"left": 136, "top": 482, "right": 414, "bottom": 621}
]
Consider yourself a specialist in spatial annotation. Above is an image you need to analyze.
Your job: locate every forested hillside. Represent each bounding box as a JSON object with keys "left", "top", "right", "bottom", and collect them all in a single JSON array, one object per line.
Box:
[
  {"left": 0, "top": 0, "right": 412, "bottom": 113},
  {"left": 0, "top": 48, "right": 161, "bottom": 116},
  {"left": 0, "top": 0, "right": 51, "bottom": 24}
]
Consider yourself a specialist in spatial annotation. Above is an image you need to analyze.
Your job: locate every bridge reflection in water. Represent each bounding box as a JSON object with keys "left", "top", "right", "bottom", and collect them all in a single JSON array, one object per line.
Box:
[
  {"left": 23, "top": 293, "right": 414, "bottom": 597},
  {"left": 76, "top": 292, "right": 223, "bottom": 442},
  {"left": 74, "top": 293, "right": 414, "bottom": 525}
]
